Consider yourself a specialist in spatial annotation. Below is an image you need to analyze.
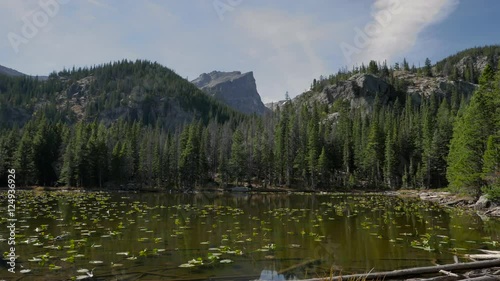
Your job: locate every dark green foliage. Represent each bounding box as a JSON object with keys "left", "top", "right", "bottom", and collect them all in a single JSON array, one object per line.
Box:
[
  {"left": 229, "top": 128, "right": 247, "bottom": 184},
  {"left": 447, "top": 63, "right": 500, "bottom": 196},
  {"left": 481, "top": 135, "right": 500, "bottom": 200}
]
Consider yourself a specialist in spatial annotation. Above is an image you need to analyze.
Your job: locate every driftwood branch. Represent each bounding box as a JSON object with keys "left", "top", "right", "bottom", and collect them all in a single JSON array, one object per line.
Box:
[
  {"left": 290, "top": 259, "right": 500, "bottom": 281},
  {"left": 439, "top": 269, "right": 460, "bottom": 277},
  {"left": 480, "top": 250, "right": 500, "bottom": 255}
]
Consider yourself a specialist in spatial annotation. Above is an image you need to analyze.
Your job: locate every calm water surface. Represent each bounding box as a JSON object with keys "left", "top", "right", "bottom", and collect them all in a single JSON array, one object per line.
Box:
[{"left": 1, "top": 191, "right": 499, "bottom": 280}]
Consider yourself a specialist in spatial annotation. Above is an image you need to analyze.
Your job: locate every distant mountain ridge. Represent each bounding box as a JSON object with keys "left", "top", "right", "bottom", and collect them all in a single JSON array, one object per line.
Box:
[
  {"left": 0, "top": 64, "right": 26, "bottom": 77},
  {"left": 192, "top": 71, "right": 269, "bottom": 115},
  {"left": 0, "top": 64, "right": 48, "bottom": 80}
]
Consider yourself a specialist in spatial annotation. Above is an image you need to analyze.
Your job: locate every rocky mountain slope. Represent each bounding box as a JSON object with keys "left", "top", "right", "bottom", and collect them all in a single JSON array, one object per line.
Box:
[
  {"left": 192, "top": 71, "right": 269, "bottom": 115},
  {"left": 290, "top": 45, "right": 500, "bottom": 112},
  {"left": 297, "top": 72, "right": 477, "bottom": 112}
]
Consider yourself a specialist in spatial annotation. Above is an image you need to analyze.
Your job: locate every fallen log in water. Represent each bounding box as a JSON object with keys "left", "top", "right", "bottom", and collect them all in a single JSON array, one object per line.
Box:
[{"left": 290, "top": 259, "right": 500, "bottom": 281}]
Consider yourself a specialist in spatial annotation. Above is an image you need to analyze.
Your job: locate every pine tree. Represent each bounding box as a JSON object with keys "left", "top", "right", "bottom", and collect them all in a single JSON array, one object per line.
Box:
[
  {"left": 60, "top": 138, "right": 76, "bottom": 186},
  {"left": 229, "top": 128, "right": 247, "bottom": 184},
  {"left": 14, "top": 128, "right": 35, "bottom": 186},
  {"left": 110, "top": 141, "right": 123, "bottom": 183},
  {"left": 424, "top": 58, "right": 432, "bottom": 77},
  {"left": 368, "top": 60, "right": 379, "bottom": 75},
  {"left": 307, "top": 103, "right": 320, "bottom": 189},
  {"left": 403, "top": 58, "right": 410, "bottom": 71},
  {"left": 317, "top": 146, "right": 329, "bottom": 187},
  {"left": 447, "top": 64, "right": 497, "bottom": 195},
  {"left": 430, "top": 99, "right": 453, "bottom": 188},
  {"left": 384, "top": 123, "right": 398, "bottom": 189},
  {"left": 482, "top": 135, "right": 500, "bottom": 199},
  {"left": 421, "top": 99, "right": 435, "bottom": 188},
  {"left": 87, "top": 122, "right": 108, "bottom": 187},
  {"left": 178, "top": 124, "right": 203, "bottom": 189},
  {"left": 364, "top": 96, "right": 384, "bottom": 186}
]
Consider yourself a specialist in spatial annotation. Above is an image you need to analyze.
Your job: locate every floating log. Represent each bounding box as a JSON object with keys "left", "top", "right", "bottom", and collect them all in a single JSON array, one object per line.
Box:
[{"left": 291, "top": 259, "right": 500, "bottom": 281}]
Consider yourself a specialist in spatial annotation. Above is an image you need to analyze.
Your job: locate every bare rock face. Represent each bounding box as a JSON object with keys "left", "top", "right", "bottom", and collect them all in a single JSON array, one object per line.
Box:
[
  {"left": 393, "top": 71, "right": 477, "bottom": 102},
  {"left": 326, "top": 73, "right": 395, "bottom": 109},
  {"left": 302, "top": 73, "right": 397, "bottom": 111},
  {"left": 455, "top": 55, "right": 491, "bottom": 77},
  {"left": 192, "top": 71, "right": 269, "bottom": 115},
  {"left": 265, "top": 100, "right": 287, "bottom": 111}
]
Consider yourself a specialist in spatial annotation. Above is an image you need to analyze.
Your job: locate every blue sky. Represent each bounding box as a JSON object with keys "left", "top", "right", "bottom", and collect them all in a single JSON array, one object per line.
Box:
[{"left": 1, "top": 0, "right": 499, "bottom": 103}]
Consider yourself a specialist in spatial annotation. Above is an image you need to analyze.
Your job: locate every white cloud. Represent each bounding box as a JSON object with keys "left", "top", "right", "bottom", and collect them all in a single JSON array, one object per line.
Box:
[{"left": 350, "top": 0, "right": 459, "bottom": 65}]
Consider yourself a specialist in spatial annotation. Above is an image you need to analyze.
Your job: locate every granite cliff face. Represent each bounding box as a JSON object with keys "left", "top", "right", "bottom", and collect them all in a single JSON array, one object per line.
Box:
[
  {"left": 312, "top": 73, "right": 397, "bottom": 110},
  {"left": 192, "top": 71, "right": 269, "bottom": 115}
]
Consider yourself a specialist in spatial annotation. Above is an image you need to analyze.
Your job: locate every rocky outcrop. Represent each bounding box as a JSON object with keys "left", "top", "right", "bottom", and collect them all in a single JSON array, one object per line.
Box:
[
  {"left": 265, "top": 100, "right": 287, "bottom": 111},
  {"left": 296, "top": 74, "right": 397, "bottom": 111},
  {"left": 393, "top": 71, "right": 477, "bottom": 102},
  {"left": 455, "top": 55, "right": 491, "bottom": 77},
  {"left": 294, "top": 72, "right": 477, "bottom": 113},
  {"left": 323, "top": 73, "right": 395, "bottom": 109},
  {"left": 192, "top": 71, "right": 269, "bottom": 115},
  {"left": 56, "top": 76, "right": 95, "bottom": 121}
]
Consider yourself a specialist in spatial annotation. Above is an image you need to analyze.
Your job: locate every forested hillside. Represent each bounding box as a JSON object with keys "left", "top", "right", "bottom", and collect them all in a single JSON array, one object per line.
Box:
[
  {"left": 0, "top": 60, "right": 240, "bottom": 128},
  {"left": 0, "top": 47, "right": 499, "bottom": 200}
]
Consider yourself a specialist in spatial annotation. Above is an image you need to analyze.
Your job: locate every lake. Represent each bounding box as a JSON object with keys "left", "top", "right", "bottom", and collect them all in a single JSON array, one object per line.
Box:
[{"left": 1, "top": 191, "right": 499, "bottom": 280}]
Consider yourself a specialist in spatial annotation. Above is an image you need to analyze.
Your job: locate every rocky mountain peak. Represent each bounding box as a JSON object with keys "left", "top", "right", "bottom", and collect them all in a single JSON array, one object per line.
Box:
[{"left": 192, "top": 71, "right": 269, "bottom": 115}]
